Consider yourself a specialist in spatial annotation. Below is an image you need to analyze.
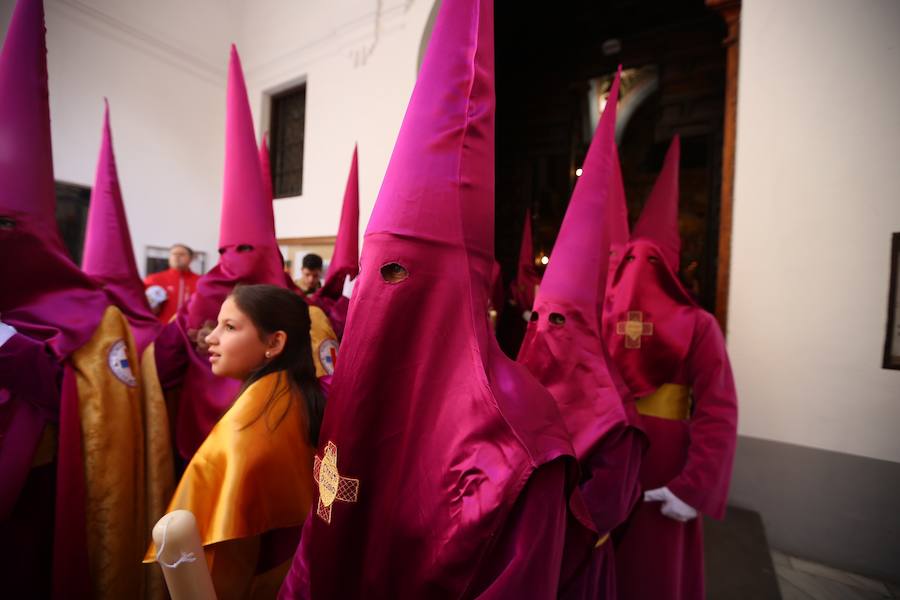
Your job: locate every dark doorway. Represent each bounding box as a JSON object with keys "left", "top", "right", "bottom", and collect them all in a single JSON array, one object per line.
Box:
[{"left": 495, "top": 1, "right": 728, "bottom": 355}]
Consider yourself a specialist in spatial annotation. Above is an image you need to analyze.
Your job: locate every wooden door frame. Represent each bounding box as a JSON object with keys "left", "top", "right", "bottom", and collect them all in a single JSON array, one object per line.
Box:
[{"left": 705, "top": 0, "right": 741, "bottom": 335}]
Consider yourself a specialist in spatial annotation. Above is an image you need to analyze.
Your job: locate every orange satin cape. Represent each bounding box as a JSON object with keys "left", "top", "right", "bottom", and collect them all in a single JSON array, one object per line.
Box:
[{"left": 145, "top": 370, "right": 315, "bottom": 560}]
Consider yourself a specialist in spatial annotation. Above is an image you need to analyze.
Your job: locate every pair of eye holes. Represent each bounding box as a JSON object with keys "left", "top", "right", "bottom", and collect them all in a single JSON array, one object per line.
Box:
[
  {"left": 530, "top": 311, "right": 566, "bottom": 326},
  {"left": 623, "top": 254, "right": 661, "bottom": 264},
  {"left": 217, "top": 244, "right": 255, "bottom": 255}
]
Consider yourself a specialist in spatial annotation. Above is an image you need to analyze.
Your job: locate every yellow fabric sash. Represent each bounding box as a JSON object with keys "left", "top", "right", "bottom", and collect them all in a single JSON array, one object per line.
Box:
[
  {"left": 309, "top": 305, "right": 338, "bottom": 377},
  {"left": 635, "top": 383, "right": 692, "bottom": 421},
  {"left": 145, "top": 371, "right": 315, "bottom": 564},
  {"left": 71, "top": 305, "right": 147, "bottom": 599}
]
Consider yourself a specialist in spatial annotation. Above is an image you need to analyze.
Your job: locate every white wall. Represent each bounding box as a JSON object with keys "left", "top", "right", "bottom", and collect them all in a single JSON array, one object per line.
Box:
[
  {"left": 234, "top": 0, "right": 434, "bottom": 241},
  {"left": 0, "top": 0, "right": 232, "bottom": 275},
  {"left": 729, "top": 0, "right": 900, "bottom": 463}
]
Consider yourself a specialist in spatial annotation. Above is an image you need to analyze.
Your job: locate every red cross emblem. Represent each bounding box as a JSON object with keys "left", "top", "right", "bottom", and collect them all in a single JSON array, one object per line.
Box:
[{"left": 616, "top": 311, "right": 654, "bottom": 349}]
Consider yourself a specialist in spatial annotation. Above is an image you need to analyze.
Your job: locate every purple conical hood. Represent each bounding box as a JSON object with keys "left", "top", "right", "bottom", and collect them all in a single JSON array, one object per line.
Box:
[
  {"left": 538, "top": 68, "right": 621, "bottom": 324},
  {"left": 82, "top": 101, "right": 160, "bottom": 352},
  {"left": 631, "top": 136, "right": 681, "bottom": 272},
  {"left": 0, "top": 0, "right": 108, "bottom": 359}
]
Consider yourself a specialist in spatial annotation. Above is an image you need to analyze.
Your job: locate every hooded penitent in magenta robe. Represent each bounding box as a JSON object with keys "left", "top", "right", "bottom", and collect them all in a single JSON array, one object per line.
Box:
[
  {"left": 82, "top": 101, "right": 161, "bottom": 354},
  {"left": 0, "top": 2, "right": 150, "bottom": 597},
  {"left": 278, "top": 0, "right": 594, "bottom": 597},
  {"left": 603, "top": 137, "right": 738, "bottom": 600},
  {"left": 153, "top": 45, "right": 333, "bottom": 462},
  {"left": 518, "top": 68, "right": 646, "bottom": 600},
  {"left": 310, "top": 145, "right": 359, "bottom": 339}
]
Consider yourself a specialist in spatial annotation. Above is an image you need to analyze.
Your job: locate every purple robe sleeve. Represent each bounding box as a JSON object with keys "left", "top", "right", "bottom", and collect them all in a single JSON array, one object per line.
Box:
[
  {"left": 580, "top": 424, "right": 646, "bottom": 534},
  {"left": 153, "top": 317, "right": 190, "bottom": 389},
  {"left": 0, "top": 333, "right": 60, "bottom": 518},
  {"left": 465, "top": 460, "right": 568, "bottom": 599},
  {"left": 666, "top": 312, "right": 738, "bottom": 519}
]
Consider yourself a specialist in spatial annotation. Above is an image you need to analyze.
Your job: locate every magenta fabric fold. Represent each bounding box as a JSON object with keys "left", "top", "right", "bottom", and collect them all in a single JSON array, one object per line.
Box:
[
  {"left": 280, "top": 0, "right": 592, "bottom": 597},
  {"left": 155, "top": 45, "right": 290, "bottom": 460},
  {"left": 0, "top": 0, "right": 109, "bottom": 361},
  {"left": 81, "top": 101, "right": 160, "bottom": 353}
]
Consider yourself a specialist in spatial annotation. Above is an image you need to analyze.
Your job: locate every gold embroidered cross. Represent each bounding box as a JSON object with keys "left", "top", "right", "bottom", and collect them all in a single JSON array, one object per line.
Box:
[
  {"left": 313, "top": 441, "right": 359, "bottom": 524},
  {"left": 616, "top": 311, "right": 654, "bottom": 349}
]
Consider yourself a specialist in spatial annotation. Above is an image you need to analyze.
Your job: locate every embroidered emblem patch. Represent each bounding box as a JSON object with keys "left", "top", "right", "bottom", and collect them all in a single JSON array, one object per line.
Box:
[
  {"left": 615, "top": 311, "right": 654, "bottom": 349},
  {"left": 107, "top": 339, "right": 137, "bottom": 387},
  {"left": 318, "top": 339, "right": 339, "bottom": 376},
  {"left": 313, "top": 441, "right": 359, "bottom": 524}
]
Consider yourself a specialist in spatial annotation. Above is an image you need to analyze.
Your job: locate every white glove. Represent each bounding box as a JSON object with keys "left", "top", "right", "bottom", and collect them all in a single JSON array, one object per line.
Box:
[
  {"left": 145, "top": 285, "right": 168, "bottom": 310},
  {"left": 644, "top": 486, "right": 698, "bottom": 522},
  {"left": 342, "top": 275, "right": 356, "bottom": 299},
  {"left": 0, "top": 321, "right": 16, "bottom": 348}
]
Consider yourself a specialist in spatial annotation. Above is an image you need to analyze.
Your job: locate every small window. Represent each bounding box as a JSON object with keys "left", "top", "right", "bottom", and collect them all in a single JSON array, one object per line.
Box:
[
  {"left": 270, "top": 83, "right": 307, "bottom": 198},
  {"left": 55, "top": 181, "right": 91, "bottom": 265}
]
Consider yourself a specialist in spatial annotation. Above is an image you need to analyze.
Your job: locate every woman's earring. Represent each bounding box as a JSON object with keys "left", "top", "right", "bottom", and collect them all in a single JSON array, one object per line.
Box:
[{"left": 265, "top": 351, "right": 271, "bottom": 358}]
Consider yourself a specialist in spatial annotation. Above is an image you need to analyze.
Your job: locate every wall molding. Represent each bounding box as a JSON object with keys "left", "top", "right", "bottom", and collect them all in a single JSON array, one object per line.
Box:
[{"left": 48, "top": 0, "right": 227, "bottom": 85}]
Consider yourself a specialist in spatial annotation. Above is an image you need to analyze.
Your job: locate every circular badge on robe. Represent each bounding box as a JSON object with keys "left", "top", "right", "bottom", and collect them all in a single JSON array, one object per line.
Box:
[
  {"left": 318, "top": 339, "right": 339, "bottom": 376},
  {"left": 107, "top": 339, "right": 137, "bottom": 387}
]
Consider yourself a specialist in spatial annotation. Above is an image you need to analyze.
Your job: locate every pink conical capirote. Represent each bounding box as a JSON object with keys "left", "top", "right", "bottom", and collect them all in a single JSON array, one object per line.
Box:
[
  {"left": 631, "top": 135, "right": 681, "bottom": 272},
  {"left": 609, "top": 144, "right": 629, "bottom": 248},
  {"left": 538, "top": 67, "right": 621, "bottom": 322},
  {"left": 320, "top": 144, "right": 359, "bottom": 297},
  {"left": 0, "top": 0, "right": 55, "bottom": 229},
  {"left": 258, "top": 131, "right": 274, "bottom": 205},
  {"left": 0, "top": 0, "right": 109, "bottom": 359},
  {"left": 365, "top": 0, "right": 494, "bottom": 302},
  {"left": 82, "top": 101, "right": 160, "bottom": 353},
  {"left": 219, "top": 45, "right": 274, "bottom": 250},
  {"left": 509, "top": 209, "right": 541, "bottom": 311}
]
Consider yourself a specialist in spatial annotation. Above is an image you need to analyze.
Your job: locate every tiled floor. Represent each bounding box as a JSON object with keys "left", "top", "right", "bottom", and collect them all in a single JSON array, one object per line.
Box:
[{"left": 772, "top": 549, "right": 900, "bottom": 599}]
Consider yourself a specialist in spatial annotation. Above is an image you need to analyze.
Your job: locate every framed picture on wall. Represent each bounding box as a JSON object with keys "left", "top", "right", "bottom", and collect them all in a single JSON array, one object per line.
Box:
[{"left": 884, "top": 233, "right": 900, "bottom": 370}]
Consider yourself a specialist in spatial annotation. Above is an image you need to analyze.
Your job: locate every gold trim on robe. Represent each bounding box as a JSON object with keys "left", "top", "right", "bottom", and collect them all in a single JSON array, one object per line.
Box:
[
  {"left": 71, "top": 305, "right": 147, "bottom": 599},
  {"left": 141, "top": 343, "right": 176, "bottom": 600},
  {"left": 635, "top": 383, "right": 692, "bottom": 421},
  {"left": 145, "top": 371, "right": 316, "bottom": 597},
  {"left": 309, "top": 305, "right": 338, "bottom": 378}
]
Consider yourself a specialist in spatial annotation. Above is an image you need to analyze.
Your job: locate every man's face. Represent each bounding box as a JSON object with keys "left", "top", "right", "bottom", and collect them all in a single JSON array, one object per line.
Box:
[
  {"left": 299, "top": 267, "right": 321, "bottom": 292},
  {"left": 169, "top": 246, "right": 192, "bottom": 271}
]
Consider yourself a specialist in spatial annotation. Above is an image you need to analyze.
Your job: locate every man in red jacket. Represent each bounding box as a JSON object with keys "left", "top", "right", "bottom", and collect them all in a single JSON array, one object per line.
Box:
[{"left": 144, "top": 243, "right": 200, "bottom": 323}]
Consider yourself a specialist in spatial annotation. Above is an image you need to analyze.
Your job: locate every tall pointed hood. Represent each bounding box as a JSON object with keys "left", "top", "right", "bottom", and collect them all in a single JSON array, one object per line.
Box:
[
  {"left": 0, "top": 0, "right": 108, "bottom": 359},
  {"left": 518, "top": 68, "right": 629, "bottom": 460},
  {"left": 608, "top": 144, "right": 630, "bottom": 264},
  {"left": 159, "top": 44, "right": 288, "bottom": 461},
  {"left": 82, "top": 101, "right": 160, "bottom": 353},
  {"left": 539, "top": 68, "right": 621, "bottom": 320},
  {"left": 258, "top": 131, "right": 274, "bottom": 208},
  {"left": 603, "top": 135, "right": 697, "bottom": 397},
  {"left": 509, "top": 209, "right": 541, "bottom": 311},
  {"left": 219, "top": 45, "right": 275, "bottom": 250},
  {"left": 319, "top": 145, "right": 359, "bottom": 297},
  {"left": 289, "top": 0, "right": 591, "bottom": 596},
  {"left": 631, "top": 136, "right": 681, "bottom": 272}
]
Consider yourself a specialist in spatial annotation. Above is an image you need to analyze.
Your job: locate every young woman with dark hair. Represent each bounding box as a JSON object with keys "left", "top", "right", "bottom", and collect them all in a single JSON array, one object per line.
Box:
[{"left": 147, "top": 284, "right": 325, "bottom": 599}]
